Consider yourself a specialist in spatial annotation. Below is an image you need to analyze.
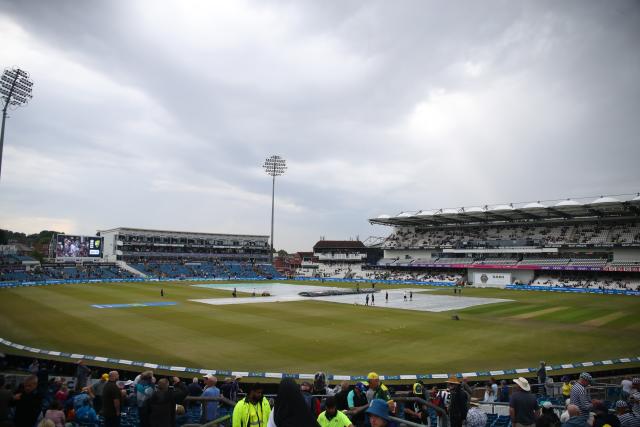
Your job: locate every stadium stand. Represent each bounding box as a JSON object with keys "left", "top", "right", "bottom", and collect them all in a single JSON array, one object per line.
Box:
[
  {"left": 0, "top": 355, "right": 633, "bottom": 427},
  {"left": 368, "top": 195, "right": 640, "bottom": 291}
]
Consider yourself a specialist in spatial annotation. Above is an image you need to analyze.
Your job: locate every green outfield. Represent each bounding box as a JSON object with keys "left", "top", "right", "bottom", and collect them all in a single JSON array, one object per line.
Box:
[{"left": 0, "top": 280, "right": 639, "bottom": 377}]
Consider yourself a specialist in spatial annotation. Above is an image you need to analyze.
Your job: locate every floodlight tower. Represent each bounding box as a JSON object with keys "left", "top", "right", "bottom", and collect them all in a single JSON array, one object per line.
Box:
[
  {"left": 0, "top": 67, "right": 34, "bottom": 180},
  {"left": 263, "top": 155, "right": 287, "bottom": 263}
]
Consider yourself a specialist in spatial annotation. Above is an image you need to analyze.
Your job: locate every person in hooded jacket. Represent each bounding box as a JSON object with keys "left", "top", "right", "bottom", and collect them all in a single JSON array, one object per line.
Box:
[
  {"left": 143, "top": 378, "right": 175, "bottom": 427},
  {"left": 267, "top": 378, "right": 319, "bottom": 427}
]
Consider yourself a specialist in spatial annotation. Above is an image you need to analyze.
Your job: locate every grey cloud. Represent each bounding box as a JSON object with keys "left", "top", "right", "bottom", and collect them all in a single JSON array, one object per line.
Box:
[{"left": 0, "top": 0, "right": 638, "bottom": 250}]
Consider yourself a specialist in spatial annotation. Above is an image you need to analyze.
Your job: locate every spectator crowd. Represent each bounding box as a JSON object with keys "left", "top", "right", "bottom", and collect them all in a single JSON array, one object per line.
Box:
[{"left": 1, "top": 360, "right": 639, "bottom": 427}]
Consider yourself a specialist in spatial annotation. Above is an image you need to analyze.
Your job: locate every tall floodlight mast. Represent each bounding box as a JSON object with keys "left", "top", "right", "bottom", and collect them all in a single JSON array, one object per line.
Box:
[
  {"left": 263, "top": 155, "right": 287, "bottom": 263},
  {"left": 0, "top": 67, "right": 34, "bottom": 180}
]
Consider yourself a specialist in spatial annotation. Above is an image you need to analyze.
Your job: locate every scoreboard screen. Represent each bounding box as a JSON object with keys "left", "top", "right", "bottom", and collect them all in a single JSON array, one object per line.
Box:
[{"left": 55, "top": 235, "right": 103, "bottom": 258}]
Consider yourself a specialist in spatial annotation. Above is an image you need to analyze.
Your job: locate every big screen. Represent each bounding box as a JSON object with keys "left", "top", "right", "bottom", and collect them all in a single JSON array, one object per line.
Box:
[{"left": 55, "top": 235, "right": 103, "bottom": 258}]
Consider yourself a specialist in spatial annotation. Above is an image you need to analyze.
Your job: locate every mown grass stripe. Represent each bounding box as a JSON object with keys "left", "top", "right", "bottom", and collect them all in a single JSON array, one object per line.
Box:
[
  {"left": 582, "top": 312, "right": 627, "bottom": 327},
  {"left": 511, "top": 306, "right": 568, "bottom": 319}
]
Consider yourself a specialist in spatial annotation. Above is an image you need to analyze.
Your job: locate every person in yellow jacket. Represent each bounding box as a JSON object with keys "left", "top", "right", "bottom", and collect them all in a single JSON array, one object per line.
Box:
[{"left": 232, "top": 383, "right": 271, "bottom": 427}]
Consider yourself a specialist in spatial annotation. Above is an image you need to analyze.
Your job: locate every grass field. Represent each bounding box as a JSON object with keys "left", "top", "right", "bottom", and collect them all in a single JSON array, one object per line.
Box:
[{"left": 0, "top": 280, "right": 639, "bottom": 377}]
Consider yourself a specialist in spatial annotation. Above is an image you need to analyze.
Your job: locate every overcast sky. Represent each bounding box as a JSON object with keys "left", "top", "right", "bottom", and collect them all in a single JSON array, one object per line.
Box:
[{"left": 0, "top": 1, "right": 639, "bottom": 251}]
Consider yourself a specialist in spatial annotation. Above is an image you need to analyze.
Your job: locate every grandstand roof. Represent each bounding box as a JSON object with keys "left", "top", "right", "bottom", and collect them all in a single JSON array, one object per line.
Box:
[
  {"left": 98, "top": 227, "right": 268, "bottom": 239},
  {"left": 313, "top": 240, "right": 366, "bottom": 250},
  {"left": 370, "top": 193, "right": 640, "bottom": 227}
]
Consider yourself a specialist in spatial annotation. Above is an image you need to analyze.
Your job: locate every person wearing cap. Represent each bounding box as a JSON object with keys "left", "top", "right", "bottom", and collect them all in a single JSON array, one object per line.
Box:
[
  {"left": 570, "top": 373, "right": 593, "bottom": 416},
  {"left": 202, "top": 374, "right": 221, "bottom": 423},
  {"left": 102, "top": 371, "right": 122, "bottom": 427},
  {"left": 536, "top": 401, "right": 560, "bottom": 427},
  {"left": 592, "top": 400, "right": 621, "bottom": 427},
  {"left": 510, "top": 377, "right": 539, "bottom": 427},
  {"left": 447, "top": 376, "right": 469, "bottom": 427},
  {"left": 615, "top": 400, "right": 640, "bottom": 427},
  {"left": 366, "top": 373, "right": 391, "bottom": 404},
  {"left": 404, "top": 383, "right": 429, "bottom": 425},
  {"left": 347, "top": 382, "right": 369, "bottom": 427},
  {"left": 317, "top": 396, "right": 353, "bottom": 427},
  {"left": 366, "top": 399, "right": 391, "bottom": 427},
  {"left": 89, "top": 373, "right": 109, "bottom": 413},
  {"left": 232, "top": 383, "right": 271, "bottom": 427}
]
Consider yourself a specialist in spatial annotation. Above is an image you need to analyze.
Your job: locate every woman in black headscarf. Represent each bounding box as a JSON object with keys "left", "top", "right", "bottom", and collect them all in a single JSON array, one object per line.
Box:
[{"left": 267, "top": 378, "right": 320, "bottom": 427}]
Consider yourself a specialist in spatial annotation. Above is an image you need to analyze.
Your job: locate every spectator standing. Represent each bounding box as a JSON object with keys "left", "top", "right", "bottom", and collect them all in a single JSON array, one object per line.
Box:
[
  {"left": 510, "top": 377, "right": 539, "bottom": 427},
  {"left": 484, "top": 382, "right": 496, "bottom": 403},
  {"left": 75, "top": 360, "right": 91, "bottom": 391},
  {"left": 0, "top": 375, "right": 12, "bottom": 426},
  {"left": 499, "top": 380, "right": 510, "bottom": 402},
  {"left": 404, "top": 382, "right": 429, "bottom": 425},
  {"left": 347, "top": 382, "right": 369, "bottom": 427},
  {"left": 631, "top": 378, "right": 640, "bottom": 415},
  {"left": 12, "top": 375, "right": 42, "bottom": 427},
  {"left": 621, "top": 377, "right": 633, "bottom": 401},
  {"left": 54, "top": 384, "right": 68, "bottom": 408},
  {"left": 172, "top": 377, "right": 188, "bottom": 406},
  {"left": 561, "top": 377, "right": 572, "bottom": 401},
  {"left": 569, "top": 373, "right": 593, "bottom": 416},
  {"left": 615, "top": 400, "right": 640, "bottom": 427},
  {"left": 317, "top": 396, "right": 353, "bottom": 427},
  {"left": 44, "top": 400, "right": 65, "bottom": 427},
  {"left": 267, "top": 378, "right": 318, "bottom": 427},
  {"left": 232, "top": 383, "right": 271, "bottom": 427},
  {"left": 366, "top": 373, "right": 391, "bottom": 403},
  {"left": 301, "top": 382, "right": 321, "bottom": 417},
  {"left": 201, "top": 374, "right": 221, "bottom": 423},
  {"left": 537, "top": 362, "right": 547, "bottom": 395},
  {"left": 102, "top": 371, "right": 122, "bottom": 427},
  {"left": 447, "top": 376, "right": 469, "bottom": 427},
  {"left": 136, "top": 370, "right": 155, "bottom": 427},
  {"left": 36, "top": 362, "right": 49, "bottom": 396},
  {"left": 188, "top": 377, "right": 203, "bottom": 403},
  {"left": 462, "top": 377, "right": 475, "bottom": 405},
  {"left": 335, "top": 381, "right": 350, "bottom": 411},
  {"left": 90, "top": 373, "right": 109, "bottom": 413},
  {"left": 144, "top": 378, "right": 175, "bottom": 427}
]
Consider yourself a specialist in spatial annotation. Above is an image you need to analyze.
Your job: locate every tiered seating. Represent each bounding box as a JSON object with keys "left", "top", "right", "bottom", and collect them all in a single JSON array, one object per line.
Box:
[
  {"left": 609, "top": 260, "right": 640, "bottom": 267},
  {"left": 474, "top": 259, "right": 519, "bottom": 265},
  {"left": 519, "top": 258, "right": 570, "bottom": 266},
  {"left": 383, "top": 221, "right": 640, "bottom": 249},
  {"left": 568, "top": 258, "right": 607, "bottom": 267}
]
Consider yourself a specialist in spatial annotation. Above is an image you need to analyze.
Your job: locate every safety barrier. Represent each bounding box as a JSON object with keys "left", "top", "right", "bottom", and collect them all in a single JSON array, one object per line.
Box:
[
  {"left": 0, "top": 276, "right": 272, "bottom": 289},
  {"left": 292, "top": 277, "right": 456, "bottom": 286},
  {"left": 0, "top": 336, "right": 637, "bottom": 380},
  {"left": 505, "top": 284, "right": 640, "bottom": 296}
]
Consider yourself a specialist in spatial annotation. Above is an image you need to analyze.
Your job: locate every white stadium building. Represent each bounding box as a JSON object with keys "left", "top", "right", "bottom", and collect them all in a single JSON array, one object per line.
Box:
[{"left": 364, "top": 194, "right": 640, "bottom": 290}]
